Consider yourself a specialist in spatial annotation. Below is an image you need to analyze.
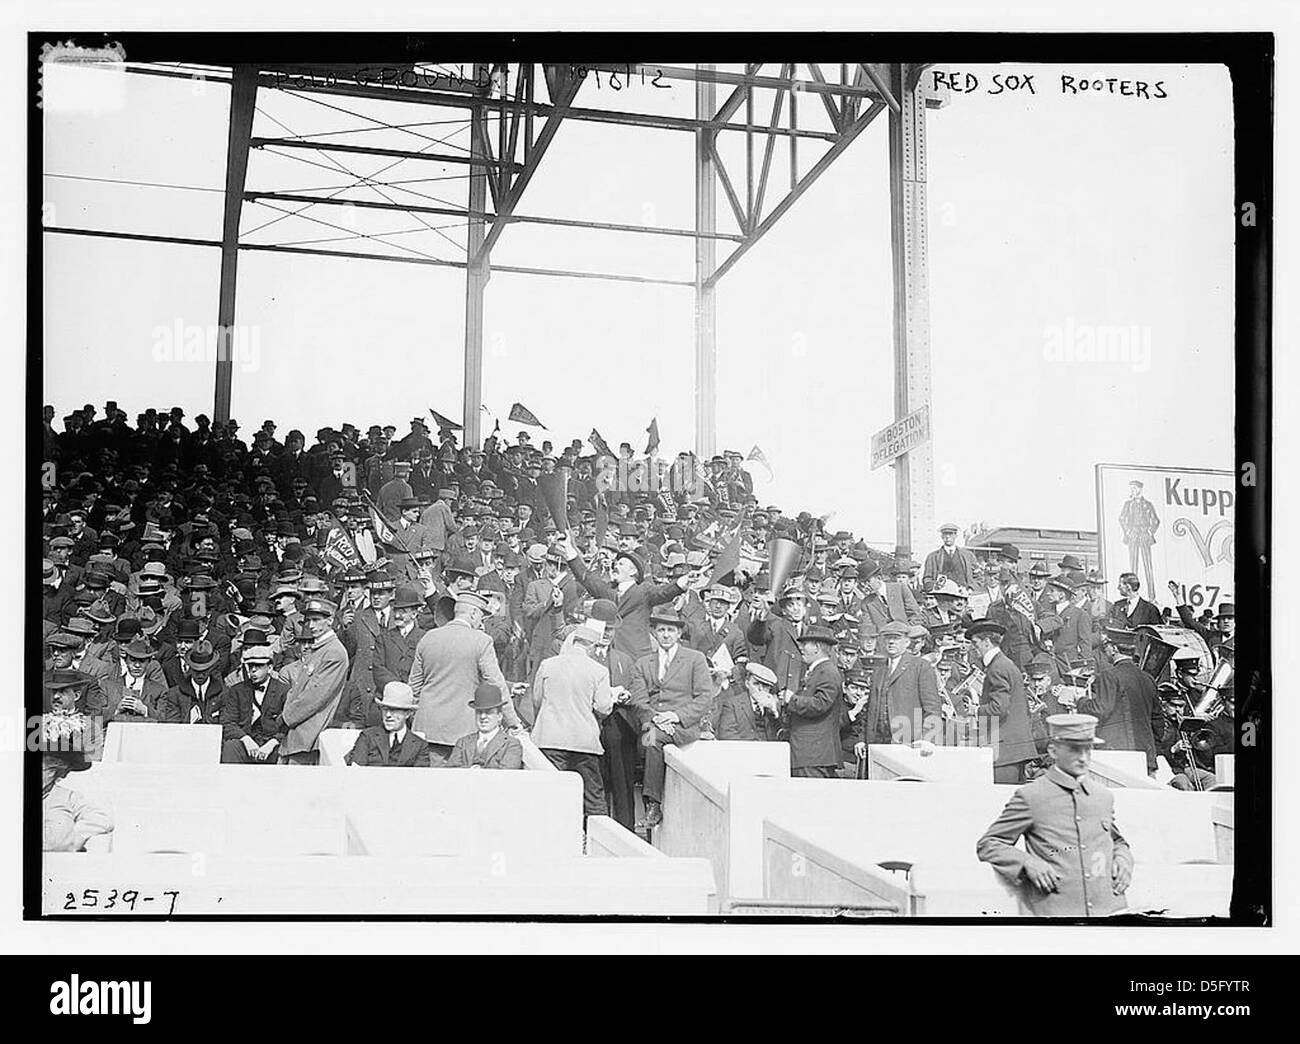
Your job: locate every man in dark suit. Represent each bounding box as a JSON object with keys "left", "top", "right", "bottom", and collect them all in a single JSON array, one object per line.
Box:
[
  {"left": 220, "top": 643, "right": 288, "bottom": 763},
  {"left": 862, "top": 621, "right": 942, "bottom": 747},
  {"left": 345, "top": 682, "right": 433, "bottom": 767},
  {"left": 591, "top": 601, "right": 642, "bottom": 829},
  {"left": 696, "top": 585, "right": 749, "bottom": 694},
  {"left": 1109, "top": 572, "right": 1162, "bottom": 628},
  {"left": 715, "top": 662, "right": 782, "bottom": 741},
  {"left": 1078, "top": 632, "right": 1164, "bottom": 773},
  {"left": 922, "top": 523, "right": 979, "bottom": 589},
  {"left": 778, "top": 623, "right": 844, "bottom": 778},
  {"left": 967, "top": 620, "right": 1039, "bottom": 783},
  {"left": 368, "top": 583, "right": 430, "bottom": 729},
  {"left": 628, "top": 606, "right": 714, "bottom": 828},
  {"left": 157, "top": 640, "right": 226, "bottom": 725},
  {"left": 746, "top": 581, "right": 810, "bottom": 695},
  {"left": 101, "top": 636, "right": 168, "bottom": 722},
  {"left": 560, "top": 535, "right": 697, "bottom": 662},
  {"left": 335, "top": 572, "right": 393, "bottom": 726},
  {"left": 446, "top": 682, "right": 524, "bottom": 769},
  {"left": 856, "top": 560, "right": 923, "bottom": 638}
]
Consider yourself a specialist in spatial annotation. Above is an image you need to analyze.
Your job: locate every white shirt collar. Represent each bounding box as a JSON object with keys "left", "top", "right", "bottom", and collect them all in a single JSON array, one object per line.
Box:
[{"left": 982, "top": 645, "right": 999, "bottom": 667}]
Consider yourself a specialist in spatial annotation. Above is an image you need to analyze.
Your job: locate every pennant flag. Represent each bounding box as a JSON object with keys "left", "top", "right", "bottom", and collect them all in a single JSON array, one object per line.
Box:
[
  {"left": 708, "top": 508, "right": 749, "bottom": 585},
  {"left": 508, "top": 402, "right": 545, "bottom": 428},
  {"left": 589, "top": 428, "right": 614, "bottom": 458},
  {"left": 429, "top": 408, "right": 463, "bottom": 432},
  {"left": 322, "top": 521, "right": 365, "bottom": 572},
  {"left": 538, "top": 468, "right": 570, "bottom": 532},
  {"left": 644, "top": 417, "right": 660, "bottom": 457},
  {"left": 746, "top": 444, "right": 773, "bottom": 478},
  {"left": 360, "top": 490, "right": 400, "bottom": 550}
]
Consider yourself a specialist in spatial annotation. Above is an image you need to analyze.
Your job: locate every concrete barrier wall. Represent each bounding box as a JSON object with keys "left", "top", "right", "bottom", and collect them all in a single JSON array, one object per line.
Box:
[
  {"left": 867, "top": 744, "right": 992, "bottom": 783},
  {"left": 100, "top": 722, "right": 222, "bottom": 765},
  {"left": 1087, "top": 749, "right": 1165, "bottom": 790},
  {"left": 586, "top": 815, "right": 664, "bottom": 859},
  {"left": 1213, "top": 803, "right": 1234, "bottom": 863},
  {"left": 319, "top": 728, "right": 556, "bottom": 770},
  {"left": 44, "top": 853, "right": 720, "bottom": 915}
]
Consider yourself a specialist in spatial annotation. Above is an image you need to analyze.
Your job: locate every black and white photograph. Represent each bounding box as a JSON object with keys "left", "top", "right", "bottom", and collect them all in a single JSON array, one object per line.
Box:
[{"left": 6, "top": 0, "right": 1292, "bottom": 975}]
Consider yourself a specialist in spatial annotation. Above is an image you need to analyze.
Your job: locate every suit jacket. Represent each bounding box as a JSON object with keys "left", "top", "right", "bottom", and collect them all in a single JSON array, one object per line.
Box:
[
  {"left": 446, "top": 729, "right": 524, "bottom": 769},
  {"left": 345, "top": 726, "right": 432, "bottom": 767},
  {"left": 368, "top": 623, "right": 428, "bottom": 725},
  {"left": 408, "top": 619, "right": 518, "bottom": 744},
  {"left": 865, "top": 652, "right": 942, "bottom": 745},
  {"left": 783, "top": 657, "right": 844, "bottom": 769},
  {"left": 1078, "top": 659, "right": 1163, "bottom": 771},
  {"left": 157, "top": 675, "right": 227, "bottom": 725},
  {"left": 1050, "top": 604, "right": 1095, "bottom": 667},
  {"left": 220, "top": 677, "right": 289, "bottom": 746},
  {"left": 418, "top": 499, "right": 457, "bottom": 551},
  {"left": 342, "top": 605, "right": 389, "bottom": 705},
  {"left": 628, "top": 644, "right": 713, "bottom": 746},
  {"left": 279, "top": 630, "right": 350, "bottom": 756},
  {"left": 714, "top": 689, "right": 779, "bottom": 742},
  {"left": 1110, "top": 597, "right": 1162, "bottom": 628},
  {"left": 567, "top": 557, "right": 683, "bottom": 661},
  {"left": 922, "top": 545, "right": 978, "bottom": 588},
  {"left": 101, "top": 674, "right": 168, "bottom": 723},
  {"left": 977, "top": 765, "right": 1132, "bottom": 917},
  {"left": 976, "top": 650, "right": 1038, "bottom": 767},
  {"left": 745, "top": 614, "right": 806, "bottom": 694},
  {"left": 857, "top": 584, "right": 923, "bottom": 637},
  {"left": 530, "top": 647, "right": 615, "bottom": 754},
  {"left": 521, "top": 576, "right": 574, "bottom": 671}
]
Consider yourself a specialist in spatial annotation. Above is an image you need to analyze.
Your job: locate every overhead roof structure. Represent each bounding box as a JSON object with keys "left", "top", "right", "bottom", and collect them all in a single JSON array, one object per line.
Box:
[{"left": 44, "top": 59, "right": 947, "bottom": 553}]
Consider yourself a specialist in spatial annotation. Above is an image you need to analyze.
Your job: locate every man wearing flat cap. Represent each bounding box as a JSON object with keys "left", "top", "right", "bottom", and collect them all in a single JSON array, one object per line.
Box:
[
  {"left": 220, "top": 642, "right": 288, "bottom": 764},
  {"left": 965, "top": 620, "right": 1039, "bottom": 783},
  {"left": 408, "top": 589, "right": 521, "bottom": 764},
  {"left": 345, "top": 682, "right": 432, "bottom": 767},
  {"left": 923, "top": 523, "right": 978, "bottom": 590},
  {"left": 863, "top": 621, "right": 942, "bottom": 748},
  {"left": 977, "top": 714, "right": 1134, "bottom": 917}
]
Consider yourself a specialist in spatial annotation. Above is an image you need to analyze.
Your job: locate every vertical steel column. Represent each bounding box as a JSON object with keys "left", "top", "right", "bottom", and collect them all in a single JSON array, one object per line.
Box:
[
  {"left": 213, "top": 66, "right": 257, "bottom": 425},
  {"left": 887, "top": 63, "right": 935, "bottom": 557},
  {"left": 694, "top": 65, "right": 718, "bottom": 460},
  {"left": 462, "top": 63, "right": 490, "bottom": 450}
]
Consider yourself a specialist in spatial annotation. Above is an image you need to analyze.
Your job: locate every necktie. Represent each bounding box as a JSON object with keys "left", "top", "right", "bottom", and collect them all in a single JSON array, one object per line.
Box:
[
  {"left": 390, "top": 732, "right": 400, "bottom": 752},
  {"left": 251, "top": 687, "right": 264, "bottom": 727},
  {"left": 659, "top": 653, "right": 669, "bottom": 683}
]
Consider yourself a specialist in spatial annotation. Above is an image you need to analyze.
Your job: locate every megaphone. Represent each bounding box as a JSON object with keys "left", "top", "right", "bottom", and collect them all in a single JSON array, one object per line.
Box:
[{"left": 767, "top": 536, "right": 802, "bottom": 598}]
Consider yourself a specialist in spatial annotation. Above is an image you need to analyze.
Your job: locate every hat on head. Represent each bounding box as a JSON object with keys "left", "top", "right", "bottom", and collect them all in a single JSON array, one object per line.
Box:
[
  {"left": 745, "top": 662, "right": 778, "bottom": 687},
  {"left": 1027, "top": 562, "right": 1051, "bottom": 579},
  {"left": 1216, "top": 602, "right": 1234, "bottom": 619},
  {"left": 588, "top": 599, "right": 618, "bottom": 626},
  {"left": 468, "top": 682, "right": 507, "bottom": 711},
  {"left": 1046, "top": 713, "right": 1105, "bottom": 745},
  {"left": 455, "top": 590, "right": 489, "bottom": 614},
  {"left": 63, "top": 617, "right": 97, "bottom": 639},
  {"left": 376, "top": 681, "right": 418, "bottom": 711},
  {"left": 938, "top": 522, "right": 958, "bottom": 535},
  {"left": 857, "top": 560, "right": 882, "bottom": 583},
  {"left": 1026, "top": 657, "right": 1054, "bottom": 678},
  {"left": 649, "top": 605, "right": 686, "bottom": 628},
  {"left": 185, "top": 640, "right": 220, "bottom": 671},
  {"left": 998, "top": 544, "right": 1021, "bottom": 562},
  {"left": 368, "top": 573, "right": 396, "bottom": 591},
  {"left": 393, "top": 583, "right": 425, "bottom": 610},
  {"left": 614, "top": 551, "right": 646, "bottom": 583},
  {"left": 1059, "top": 554, "right": 1084, "bottom": 571},
  {"left": 241, "top": 642, "right": 273, "bottom": 664},
  {"left": 877, "top": 621, "right": 910, "bottom": 639},
  {"left": 301, "top": 597, "right": 337, "bottom": 619},
  {"left": 965, "top": 620, "right": 1006, "bottom": 642},
  {"left": 445, "top": 554, "right": 479, "bottom": 579},
  {"left": 122, "top": 636, "right": 154, "bottom": 660},
  {"left": 1047, "top": 576, "right": 1076, "bottom": 594},
  {"left": 797, "top": 623, "right": 837, "bottom": 645},
  {"left": 46, "top": 631, "right": 82, "bottom": 649}
]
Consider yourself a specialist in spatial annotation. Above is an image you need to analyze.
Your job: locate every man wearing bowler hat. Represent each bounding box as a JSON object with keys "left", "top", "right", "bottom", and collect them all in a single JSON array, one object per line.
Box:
[
  {"left": 965, "top": 619, "right": 1039, "bottom": 783},
  {"left": 158, "top": 639, "right": 226, "bottom": 725},
  {"left": 977, "top": 713, "right": 1134, "bottom": 917},
  {"left": 345, "top": 682, "right": 432, "bottom": 767},
  {"left": 778, "top": 622, "right": 845, "bottom": 777},
  {"left": 447, "top": 682, "right": 525, "bottom": 769}
]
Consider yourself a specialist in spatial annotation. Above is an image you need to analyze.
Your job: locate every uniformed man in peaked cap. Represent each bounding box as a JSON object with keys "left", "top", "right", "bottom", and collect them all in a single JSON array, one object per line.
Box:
[{"left": 977, "top": 713, "right": 1134, "bottom": 917}]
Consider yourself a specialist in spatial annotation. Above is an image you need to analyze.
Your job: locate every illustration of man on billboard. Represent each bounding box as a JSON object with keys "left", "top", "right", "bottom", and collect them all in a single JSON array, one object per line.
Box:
[{"left": 1119, "top": 479, "right": 1160, "bottom": 593}]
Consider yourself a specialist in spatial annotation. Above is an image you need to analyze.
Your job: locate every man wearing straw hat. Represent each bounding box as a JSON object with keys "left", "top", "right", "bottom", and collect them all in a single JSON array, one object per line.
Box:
[{"left": 977, "top": 713, "right": 1134, "bottom": 917}]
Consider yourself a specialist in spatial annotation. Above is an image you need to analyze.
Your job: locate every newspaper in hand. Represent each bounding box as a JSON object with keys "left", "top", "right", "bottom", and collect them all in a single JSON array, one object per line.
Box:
[{"left": 710, "top": 642, "right": 735, "bottom": 676}]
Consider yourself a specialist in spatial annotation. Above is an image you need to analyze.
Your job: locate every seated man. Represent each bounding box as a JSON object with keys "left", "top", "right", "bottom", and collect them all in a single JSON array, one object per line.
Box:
[
  {"left": 157, "top": 640, "right": 225, "bottom": 724},
  {"left": 446, "top": 682, "right": 524, "bottom": 769},
  {"left": 220, "top": 643, "right": 288, "bottom": 764},
  {"left": 345, "top": 682, "right": 433, "bottom": 767},
  {"left": 714, "top": 661, "right": 781, "bottom": 741}
]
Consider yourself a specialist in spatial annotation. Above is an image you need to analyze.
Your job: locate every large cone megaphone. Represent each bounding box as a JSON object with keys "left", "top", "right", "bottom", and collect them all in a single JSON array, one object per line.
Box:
[{"left": 767, "top": 537, "right": 803, "bottom": 598}]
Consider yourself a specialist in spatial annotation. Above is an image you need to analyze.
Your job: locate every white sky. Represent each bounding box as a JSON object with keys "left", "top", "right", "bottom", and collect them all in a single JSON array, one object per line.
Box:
[{"left": 41, "top": 60, "right": 1234, "bottom": 542}]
